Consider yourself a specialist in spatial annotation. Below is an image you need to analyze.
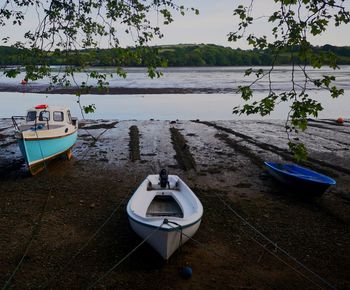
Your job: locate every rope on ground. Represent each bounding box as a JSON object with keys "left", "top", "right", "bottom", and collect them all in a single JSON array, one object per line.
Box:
[
  {"left": 2, "top": 185, "right": 52, "bottom": 290},
  {"left": 42, "top": 136, "right": 131, "bottom": 288},
  {"left": 85, "top": 221, "right": 165, "bottom": 290},
  {"left": 41, "top": 191, "right": 131, "bottom": 289},
  {"left": 2, "top": 126, "right": 52, "bottom": 290},
  {"left": 166, "top": 222, "right": 227, "bottom": 259},
  {"left": 213, "top": 192, "right": 337, "bottom": 290},
  {"left": 166, "top": 221, "right": 263, "bottom": 289},
  {"left": 76, "top": 93, "right": 115, "bottom": 144},
  {"left": 3, "top": 110, "right": 116, "bottom": 289},
  {"left": 41, "top": 123, "right": 132, "bottom": 289},
  {"left": 244, "top": 227, "right": 326, "bottom": 290},
  {"left": 76, "top": 125, "right": 115, "bottom": 162}
]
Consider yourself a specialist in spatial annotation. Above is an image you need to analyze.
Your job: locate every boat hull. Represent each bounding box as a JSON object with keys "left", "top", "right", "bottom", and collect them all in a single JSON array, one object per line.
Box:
[
  {"left": 17, "top": 131, "right": 77, "bottom": 174},
  {"left": 128, "top": 217, "right": 201, "bottom": 259},
  {"left": 127, "top": 174, "right": 203, "bottom": 259},
  {"left": 265, "top": 162, "right": 336, "bottom": 196}
]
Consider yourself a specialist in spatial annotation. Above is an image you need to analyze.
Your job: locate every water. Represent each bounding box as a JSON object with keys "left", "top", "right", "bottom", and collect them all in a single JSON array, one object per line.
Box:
[
  {"left": 2, "top": 66, "right": 350, "bottom": 91},
  {"left": 0, "top": 66, "right": 349, "bottom": 120}
]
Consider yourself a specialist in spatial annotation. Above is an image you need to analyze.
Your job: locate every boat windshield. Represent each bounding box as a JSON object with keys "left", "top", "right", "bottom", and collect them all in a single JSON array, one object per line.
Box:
[
  {"left": 26, "top": 111, "right": 36, "bottom": 122},
  {"left": 39, "top": 110, "right": 50, "bottom": 121},
  {"left": 67, "top": 110, "right": 72, "bottom": 124}
]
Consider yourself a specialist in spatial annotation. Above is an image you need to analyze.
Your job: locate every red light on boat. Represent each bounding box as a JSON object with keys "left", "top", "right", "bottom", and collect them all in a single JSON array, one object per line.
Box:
[{"left": 35, "top": 104, "right": 48, "bottom": 109}]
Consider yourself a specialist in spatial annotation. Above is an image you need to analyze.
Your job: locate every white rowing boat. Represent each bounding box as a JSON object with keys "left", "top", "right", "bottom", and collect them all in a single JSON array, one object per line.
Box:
[{"left": 127, "top": 170, "right": 203, "bottom": 259}]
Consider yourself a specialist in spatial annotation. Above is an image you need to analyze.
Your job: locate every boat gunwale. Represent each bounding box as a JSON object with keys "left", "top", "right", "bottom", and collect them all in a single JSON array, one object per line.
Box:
[
  {"left": 127, "top": 213, "right": 202, "bottom": 232},
  {"left": 19, "top": 128, "right": 78, "bottom": 141}
]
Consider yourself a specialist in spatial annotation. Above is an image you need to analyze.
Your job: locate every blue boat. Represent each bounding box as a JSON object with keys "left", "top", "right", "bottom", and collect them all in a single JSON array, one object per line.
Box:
[
  {"left": 264, "top": 162, "right": 336, "bottom": 195},
  {"left": 12, "top": 104, "right": 78, "bottom": 175}
]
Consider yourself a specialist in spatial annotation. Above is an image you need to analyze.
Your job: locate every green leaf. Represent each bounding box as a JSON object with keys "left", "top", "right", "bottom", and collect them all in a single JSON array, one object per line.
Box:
[
  {"left": 288, "top": 142, "right": 308, "bottom": 162},
  {"left": 83, "top": 104, "right": 96, "bottom": 114}
]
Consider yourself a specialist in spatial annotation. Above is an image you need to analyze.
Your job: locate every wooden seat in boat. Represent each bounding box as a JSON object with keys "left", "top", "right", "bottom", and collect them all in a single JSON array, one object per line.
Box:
[{"left": 146, "top": 195, "right": 184, "bottom": 218}]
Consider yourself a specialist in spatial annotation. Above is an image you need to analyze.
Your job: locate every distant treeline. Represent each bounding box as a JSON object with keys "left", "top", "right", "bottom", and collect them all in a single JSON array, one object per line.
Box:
[{"left": 1, "top": 44, "right": 350, "bottom": 67}]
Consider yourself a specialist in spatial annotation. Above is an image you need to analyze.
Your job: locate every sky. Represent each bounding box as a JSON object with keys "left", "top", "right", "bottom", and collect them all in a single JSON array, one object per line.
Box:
[
  {"left": 152, "top": 0, "right": 350, "bottom": 48},
  {"left": 1, "top": 0, "right": 349, "bottom": 49}
]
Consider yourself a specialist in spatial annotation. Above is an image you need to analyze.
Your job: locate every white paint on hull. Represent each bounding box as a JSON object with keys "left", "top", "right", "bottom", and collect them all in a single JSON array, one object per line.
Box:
[
  {"left": 129, "top": 218, "right": 201, "bottom": 259},
  {"left": 127, "top": 174, "right": 203, "bottom": 259}
]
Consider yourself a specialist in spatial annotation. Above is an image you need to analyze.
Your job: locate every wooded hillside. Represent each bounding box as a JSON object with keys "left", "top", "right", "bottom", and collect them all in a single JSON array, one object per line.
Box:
[{"left": 1, "top": 44, "right": 350, "bottom": 66}]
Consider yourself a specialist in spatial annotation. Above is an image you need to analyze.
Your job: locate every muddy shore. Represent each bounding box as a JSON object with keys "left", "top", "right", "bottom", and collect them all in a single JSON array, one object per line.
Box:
[
  {"left": 0, "top": 84, "right": 232, "bottom": 95},
  {"left": 0, "top": 118, "right": 349, "bottom": 289}
]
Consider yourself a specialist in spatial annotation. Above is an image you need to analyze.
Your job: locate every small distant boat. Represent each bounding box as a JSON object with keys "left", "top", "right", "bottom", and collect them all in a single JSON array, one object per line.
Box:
[
  {"left": 12, "top": 104, "right": 78, "bottom": 175},
  {"left": 265, "top": 162, "right": 336, "bottom": 195},
  {"left": 127, "top": 170, "right": 203, "bottom": 259}
]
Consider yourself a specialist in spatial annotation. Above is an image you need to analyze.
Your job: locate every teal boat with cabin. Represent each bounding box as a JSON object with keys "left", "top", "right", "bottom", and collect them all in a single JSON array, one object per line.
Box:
[{"left": 12, "top": 104, "right": 78, "bottom": 175}]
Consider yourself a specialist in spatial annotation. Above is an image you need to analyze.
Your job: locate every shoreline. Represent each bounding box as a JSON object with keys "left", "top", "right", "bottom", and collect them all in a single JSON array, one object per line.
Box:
[{"left": 0, "top": 84, "right": 234, "bottom": 95}]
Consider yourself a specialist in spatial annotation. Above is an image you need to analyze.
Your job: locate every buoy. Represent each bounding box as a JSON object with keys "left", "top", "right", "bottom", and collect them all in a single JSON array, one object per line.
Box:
[
  {"left": 336, "top": 117, "right": 344, "bottom": 124},
  {"left": 181, "top": 266, "right": 192, "bottom": 279}
]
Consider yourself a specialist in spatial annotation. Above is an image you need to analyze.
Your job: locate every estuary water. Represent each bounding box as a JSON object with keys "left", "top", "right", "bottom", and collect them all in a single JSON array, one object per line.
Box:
[{"left": 0, "top": 66, "right": 349, "bottom": 120}]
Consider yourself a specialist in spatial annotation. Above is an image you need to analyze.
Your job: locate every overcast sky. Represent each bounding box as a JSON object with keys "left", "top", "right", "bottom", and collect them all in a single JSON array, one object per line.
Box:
[
  {"left": 153, "top": 0, "right": 350, "bottom": 48},
  {"left": 1, "top": 0, "right": 349, "bottom": 49}
]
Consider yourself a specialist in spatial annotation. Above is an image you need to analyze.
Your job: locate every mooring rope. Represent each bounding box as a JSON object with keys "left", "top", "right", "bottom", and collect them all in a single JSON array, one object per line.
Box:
[
  {"left": 166, "top": 222, "right": 227, "bottom": 259},
  {"left": 2, "top": 119, "right": 116, "bottom": 290},
  {"left": 1, "top": 185, "right": 52, "bottom": 290},
  {"left": 41, "top": 121, "right": 137, "bottom": 289},
  {"left": 41, "top": 190, "right": 131, "bottom": 289},
  {"left": 243, "top": 226, "right": 326, "bottom": 290},
  {"left": 166, "top": 222, "right": 272, "bottom": 289},
  {"left": 213, "top": 192, "right": 338, "bottom": 290},
  {"left": 76, "top": 124, "right": 115, "bottom": 162},
  {"left": 85, "top": 221, "right": 165, "bottom": 290},
  {"left": 2, "top": 125, "right": 52, "bottom": 290},
  {"left": 167, "top": 217, "right": 329, "bottom": 289}
]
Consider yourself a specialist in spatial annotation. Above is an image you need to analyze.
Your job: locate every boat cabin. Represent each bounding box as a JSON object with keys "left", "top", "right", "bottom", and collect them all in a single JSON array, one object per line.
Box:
[{"left": 19, "top": 104, "right": 77, "bottom": 131}]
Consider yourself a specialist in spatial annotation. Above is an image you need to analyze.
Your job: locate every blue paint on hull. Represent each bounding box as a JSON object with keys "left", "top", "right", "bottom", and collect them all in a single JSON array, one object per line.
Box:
[
  {"left": 264, "top": 162, "right": 336, "bottom": 196},
  {"left": 17, "top": 131, "right": 77, "bottom": 165}
]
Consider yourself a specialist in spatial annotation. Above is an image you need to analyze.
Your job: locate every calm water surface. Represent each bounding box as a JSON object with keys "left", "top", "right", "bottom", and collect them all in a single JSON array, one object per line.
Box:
[{"left": 0, "top": 66, "right": 349, "bottom": 120}]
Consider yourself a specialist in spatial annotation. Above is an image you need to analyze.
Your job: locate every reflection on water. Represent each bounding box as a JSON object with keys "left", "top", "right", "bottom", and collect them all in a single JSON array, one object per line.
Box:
[{"left": 0, "top": 90, "right": 348, "bottom": 120}]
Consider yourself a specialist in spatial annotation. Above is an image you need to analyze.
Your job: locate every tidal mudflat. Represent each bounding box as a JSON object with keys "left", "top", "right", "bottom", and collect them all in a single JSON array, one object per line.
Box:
[{"left": 0, "top": 118, "right": 349, "bottom": 289}]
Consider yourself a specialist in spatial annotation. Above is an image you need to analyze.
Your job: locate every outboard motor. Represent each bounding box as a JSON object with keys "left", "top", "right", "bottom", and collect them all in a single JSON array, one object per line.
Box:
[{"left": 159, "top": 169, "right": 169, "bottom": 188}]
